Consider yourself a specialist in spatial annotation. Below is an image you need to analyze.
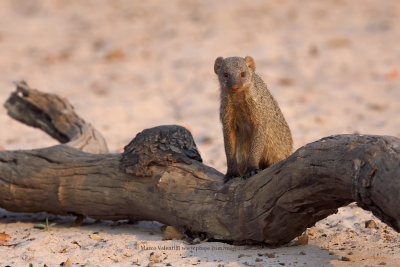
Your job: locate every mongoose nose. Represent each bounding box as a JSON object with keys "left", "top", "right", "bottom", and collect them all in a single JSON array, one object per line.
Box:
[{"left": 231, "top": 85, "right": 239, "bottom": 90}]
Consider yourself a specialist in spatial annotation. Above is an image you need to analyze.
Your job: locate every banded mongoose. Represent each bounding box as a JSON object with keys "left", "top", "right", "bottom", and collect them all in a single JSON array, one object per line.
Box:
[{"left": 214, "top": 56, "right": 293, "bottom": 182}]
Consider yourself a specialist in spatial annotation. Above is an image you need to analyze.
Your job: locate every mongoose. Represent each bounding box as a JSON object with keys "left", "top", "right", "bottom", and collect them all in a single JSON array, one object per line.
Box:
[{"left": 214, "top": 56, "right": 293, "bottom": 182}]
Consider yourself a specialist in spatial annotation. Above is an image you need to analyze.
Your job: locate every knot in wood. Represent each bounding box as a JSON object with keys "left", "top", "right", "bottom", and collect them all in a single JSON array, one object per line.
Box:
[{"left": 120, "top": 125, "right": 202, "bottom": 177}]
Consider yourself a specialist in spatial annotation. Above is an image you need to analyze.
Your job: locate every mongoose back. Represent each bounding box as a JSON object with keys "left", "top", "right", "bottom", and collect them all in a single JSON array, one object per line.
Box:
[{"left": 214, "top": 56, "right": 293, "bottom": 182}]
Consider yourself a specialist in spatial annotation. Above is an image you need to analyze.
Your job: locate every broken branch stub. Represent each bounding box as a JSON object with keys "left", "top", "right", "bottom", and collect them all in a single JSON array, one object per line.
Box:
[{"left": 3, "top": 80, "right": 108, "bottom": 153}]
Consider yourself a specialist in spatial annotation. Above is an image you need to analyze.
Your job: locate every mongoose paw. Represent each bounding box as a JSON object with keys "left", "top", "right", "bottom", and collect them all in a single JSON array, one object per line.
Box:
[
  {"left": 224, "top": 173, "right": 239, "bottom": 183},
  {"left": 242, "top": 168, "right": 260, "bottom": 179}
]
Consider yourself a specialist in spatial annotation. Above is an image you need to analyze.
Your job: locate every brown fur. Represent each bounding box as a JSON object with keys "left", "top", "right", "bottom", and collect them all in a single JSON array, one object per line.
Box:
[{"left": 214, "top": 56, "right": 293, "bottom": 182}]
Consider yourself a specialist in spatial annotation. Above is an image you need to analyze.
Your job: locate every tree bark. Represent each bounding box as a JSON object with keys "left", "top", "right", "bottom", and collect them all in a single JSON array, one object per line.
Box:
[
  {"left": 4, "top": 81, "right": 108, "bottom": 153},
  {"left": 1, "top": 83, "right": 399, "bottom": 245}
]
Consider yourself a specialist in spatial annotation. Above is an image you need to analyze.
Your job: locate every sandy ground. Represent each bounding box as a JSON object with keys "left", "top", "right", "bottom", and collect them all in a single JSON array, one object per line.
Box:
[{"left": 0, "top": 0, "right": 399, "bottom": 266}]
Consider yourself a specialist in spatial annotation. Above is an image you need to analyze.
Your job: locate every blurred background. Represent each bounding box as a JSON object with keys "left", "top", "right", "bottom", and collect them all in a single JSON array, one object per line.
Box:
[{"left": 0, "top": 0, "right": 399, "bottom": 172}]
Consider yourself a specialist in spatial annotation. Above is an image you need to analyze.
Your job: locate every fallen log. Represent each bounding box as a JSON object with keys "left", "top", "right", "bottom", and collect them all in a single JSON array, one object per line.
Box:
[{"left": 0, "top": 82, "right": 399, "bottom": 245}]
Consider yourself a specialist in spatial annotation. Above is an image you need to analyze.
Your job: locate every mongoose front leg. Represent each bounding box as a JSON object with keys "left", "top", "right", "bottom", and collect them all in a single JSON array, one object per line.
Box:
[
  {"left": 225, "top": 161, "right": 239, "bottom": 182},
  {"left": 242, "top": 135, "right": 263, "bottom": 179},
  {"left": 223, "top": 125, "right": 240, "bottom": 182}
]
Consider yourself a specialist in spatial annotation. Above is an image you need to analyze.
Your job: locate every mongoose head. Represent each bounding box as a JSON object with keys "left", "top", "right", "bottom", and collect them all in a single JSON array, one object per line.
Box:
[{"left": 214, "top": 56, "right": 256, "bottom": 93}]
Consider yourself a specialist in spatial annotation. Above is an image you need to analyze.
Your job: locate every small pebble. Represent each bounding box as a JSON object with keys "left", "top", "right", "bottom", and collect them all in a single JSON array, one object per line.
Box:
[
  {"left": 341, "top": 256, "right": 351, "bottom": 261},
  {"left": 365, "top": 220, "right": 377, "bottom": 229}
]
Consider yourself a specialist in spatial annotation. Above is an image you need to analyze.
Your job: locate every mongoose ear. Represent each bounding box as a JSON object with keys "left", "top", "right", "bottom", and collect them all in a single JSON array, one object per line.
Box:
[
  {"left": 214, "top": 57, "right": 224, "bottom": 74},
  {"left": 245, "top": 56, "right": 256, "bottom": 71}
]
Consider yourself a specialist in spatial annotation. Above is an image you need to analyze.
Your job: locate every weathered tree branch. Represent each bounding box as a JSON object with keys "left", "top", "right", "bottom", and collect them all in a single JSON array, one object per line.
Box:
[
  {"left": 0, "top": 82, "right": 399, "bottom": 245},
  {"left": 4, "top": 81, "right": 108, "bottom": 153}
]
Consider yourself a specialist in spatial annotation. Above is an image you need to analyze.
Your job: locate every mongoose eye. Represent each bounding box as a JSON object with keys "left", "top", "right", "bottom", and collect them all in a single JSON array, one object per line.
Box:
[
  {"left": 223, "top": 73, "right": 229, "bottom": 78},
  {"left": 240, "top": 71, "right": 246, "bottom": 78}
]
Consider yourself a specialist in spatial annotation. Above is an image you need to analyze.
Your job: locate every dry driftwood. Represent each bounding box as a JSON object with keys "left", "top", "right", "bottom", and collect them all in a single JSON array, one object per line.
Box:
[
  {"left": 4, "top": 81, "right": 108, "bottom": 154},
  {"left": 0, "top": 82, "right": 399, "bottom": 245}
]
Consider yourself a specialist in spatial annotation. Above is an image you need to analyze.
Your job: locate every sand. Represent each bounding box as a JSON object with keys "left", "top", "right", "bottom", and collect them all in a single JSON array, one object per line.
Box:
[{"left": 0, "top": 0, "right": 399, "bottom": 266}]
